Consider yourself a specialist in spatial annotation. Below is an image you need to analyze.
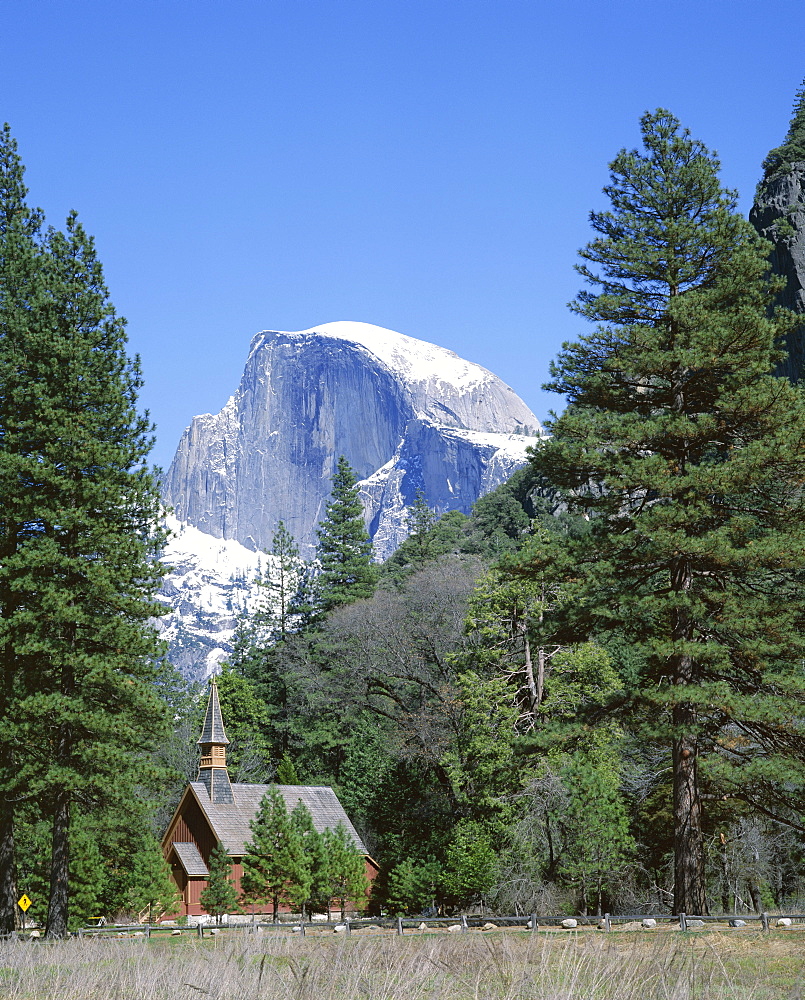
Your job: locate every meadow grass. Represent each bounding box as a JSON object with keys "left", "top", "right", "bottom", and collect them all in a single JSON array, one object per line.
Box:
[{"left": 1, "top": 927, "right": 803, "bottom": 999}]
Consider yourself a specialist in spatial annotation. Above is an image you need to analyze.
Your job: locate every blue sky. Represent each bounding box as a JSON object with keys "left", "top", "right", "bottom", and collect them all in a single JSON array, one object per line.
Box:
[{"left": 3, "top": 0, "right": 805, "bottom": 469}]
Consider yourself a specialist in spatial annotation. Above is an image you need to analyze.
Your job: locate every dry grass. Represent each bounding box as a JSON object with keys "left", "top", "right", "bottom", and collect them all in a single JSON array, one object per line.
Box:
[{"left": 1, "top": 927, "right": 804, "bottom": 999}]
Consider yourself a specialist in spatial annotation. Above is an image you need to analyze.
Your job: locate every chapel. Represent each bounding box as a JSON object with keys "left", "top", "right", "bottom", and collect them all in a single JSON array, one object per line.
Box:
[{"left": 161, "top": 677, "right": 378, "bottom": 918}]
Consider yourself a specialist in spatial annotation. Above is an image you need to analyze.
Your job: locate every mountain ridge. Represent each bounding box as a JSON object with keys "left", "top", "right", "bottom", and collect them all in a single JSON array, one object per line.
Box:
[{"left": 162, "top": 321, "right": 541, "bottom": 559}]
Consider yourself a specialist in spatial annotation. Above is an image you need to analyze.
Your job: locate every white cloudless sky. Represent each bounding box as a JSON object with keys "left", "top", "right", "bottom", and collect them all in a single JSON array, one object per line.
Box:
[{"left": 3, "top": 0, "right": 804, "bottom": 469}]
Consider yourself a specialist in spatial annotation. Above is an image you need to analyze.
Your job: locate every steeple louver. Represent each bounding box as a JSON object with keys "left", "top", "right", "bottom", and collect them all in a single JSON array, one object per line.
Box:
[{"left": 197, "top": 677, "right": 234, "bottom": 804}]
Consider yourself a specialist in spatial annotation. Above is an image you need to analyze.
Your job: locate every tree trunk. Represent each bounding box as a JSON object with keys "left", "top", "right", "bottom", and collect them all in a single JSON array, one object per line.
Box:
[
  {"left": 670, "top": 553, "right": 707, "bottom": 917},
  {"left": 673, "top": 719, "right": 706, "bottom": 914},
  {"left": 45, "top": 788, "right": 70, "bottom": 938},
  {"left": 720, "top": 835, "right": 730, "bottom": 914},
  {"left": 748, "top": 878, "right": 763, "bottom": 914},
  {"left": 0, "top": 529, "right": 19, "bottom": 934},
  {"left": 0, "top": 796, "right": 17, "bottom": 933},
  {"left": 522, "top": 632, "right": 539, "bottom": 721}
]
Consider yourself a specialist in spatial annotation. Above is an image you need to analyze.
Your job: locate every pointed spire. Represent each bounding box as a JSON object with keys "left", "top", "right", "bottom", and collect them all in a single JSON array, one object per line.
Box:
[
  {"left": 197, "top": 676, "right": 234, "bottom": 804},
  {"left": 197, "top": 676, "right": 230, "bottom": 747}
]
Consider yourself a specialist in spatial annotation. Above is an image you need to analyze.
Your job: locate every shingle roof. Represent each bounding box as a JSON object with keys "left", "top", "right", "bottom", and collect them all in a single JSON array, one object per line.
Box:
[
  {"left": 172, "top": 841, "right": 209, "bottom": 877},
  {"left": 197, "top": 678, "right": 230, "bottom": 746},
  {"left": 189, "top": 782, "right": 368, "bottom": 856}
]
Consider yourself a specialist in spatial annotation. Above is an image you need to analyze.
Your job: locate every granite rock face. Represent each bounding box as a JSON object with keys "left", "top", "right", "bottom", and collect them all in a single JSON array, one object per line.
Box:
[
  {"left": 163, "top": 321, "right": 541, "bottom": 560},
  {"left": 749, "top": 163, "right": 805, "bottom": 381}
]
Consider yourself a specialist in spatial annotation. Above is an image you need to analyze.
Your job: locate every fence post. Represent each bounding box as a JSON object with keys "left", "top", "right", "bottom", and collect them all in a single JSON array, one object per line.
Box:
[
  {"left": 604, "top": 913, "right": 611, "bottom": 932},
  {"left": 345, "top": 919, "right": 351, "bottom": 936},
  {"left": 530, "top": 913, "right": 537, "bottom": 933},
  {"left": 396, "top": 916, "right": 403, "bottom": 936},
  {"left": 679, "top": 912, "right": 687, "bottom": 931},
  {"left": 197, "top": 922, "right": 203, "bottom": 939},
  {"left": 146, "top": 924, "right": 151, "bottom": 940},
  {"left": 301, "top": 920, "right": 306, "bottom": 937},
  {"left": 761, "top": 912, "right": 769, "bottom": 932},
  {"left": 461, "top": 915, "right": 468, "bottom": 934}
]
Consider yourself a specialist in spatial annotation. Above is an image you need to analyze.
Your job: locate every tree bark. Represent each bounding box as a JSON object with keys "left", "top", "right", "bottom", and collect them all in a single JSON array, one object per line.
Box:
[
  {"left": 0, "top": 794, "right": 17, "bottom": 933},
  {"left": 672, "top": 711, "right": 706, "bottom": 914},
  {"left": 670, "top": 553, "right": 707, "bottom": 916},
  {"left": 45, "top": 786, "right": 70, "bottom": 938}
]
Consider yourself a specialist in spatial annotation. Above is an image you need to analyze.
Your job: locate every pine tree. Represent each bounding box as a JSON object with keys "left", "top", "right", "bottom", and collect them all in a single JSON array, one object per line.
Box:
[
  {"left": 762, "top": 79, "right": 805, "bottom": 180},
  {"left": 320, "top": 821, "right": 367, "bottom": 919},
  {"left": 258, "top": 521, "right": 305, "bottom": 643},
  {"left": 199, "top": 842, "right": 239, "bottom": 923},
  {"left": 0, "top": 122, "right": 42, "bottom": 934},
  {"left": 0, "top": 126, "right": 169, "bottom": 937},
  {"left": 289, "top": 799, "right": 328, "bottom": 916},
  {"left": 405, "top": 489, "right": 437, "bottom": 563},
  {"left": 316, "top": 456, "right": 376, "bottom": 612},
  {"left": 241, "top": 786, "right": 311, "bottom": 920},
  {"left": 527, "top": 109, "right": 805, "bottom": 914}
]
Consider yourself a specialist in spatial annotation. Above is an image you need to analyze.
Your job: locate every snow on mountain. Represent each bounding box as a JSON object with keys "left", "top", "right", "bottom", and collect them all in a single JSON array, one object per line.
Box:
[
  {"left": 260, "top": 320, "right": 490, "bottom": 393},
  {"left": 156, "top": 515, "right": 267, "bottom": 682},
  {"left": 163, "top": 321, "right": 541, "bottom": 557}
]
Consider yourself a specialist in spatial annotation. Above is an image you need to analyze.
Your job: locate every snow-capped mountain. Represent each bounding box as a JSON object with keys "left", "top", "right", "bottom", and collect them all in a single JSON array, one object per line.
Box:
[
  {"left": 163, "top": 321, "right": 541, "bottom": 559},
  {"left": 159, "top": 321, "right": 542, "bottom": 679}
]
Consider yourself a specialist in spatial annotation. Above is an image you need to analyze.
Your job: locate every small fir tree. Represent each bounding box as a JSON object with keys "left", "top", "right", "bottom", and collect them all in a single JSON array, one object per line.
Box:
[
  {"left": 321, "top": 821, "right": 368, "bottom": 919},
  {"left": 316, "top": 456, "right": 376, "bottom": 612},
  {"left": 258, "top": 521, "right": 305, "bottom": 643},
  {"left": 199, "top": 842, "right": 239, "bottom": 924},
  {"left": 241, "top": 786, "right": 311, "bottom": 920},
  {"left": 405, "top": 489, "right": 437, "bottom": 563},
  {"left": 289, "top": 800, "right": 329, "bottom": 917}
]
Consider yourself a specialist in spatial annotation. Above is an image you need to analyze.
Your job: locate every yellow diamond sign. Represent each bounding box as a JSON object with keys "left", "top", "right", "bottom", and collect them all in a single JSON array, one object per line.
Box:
[{"left": 18, "top": 894, "right": 31, "bottom": 912}]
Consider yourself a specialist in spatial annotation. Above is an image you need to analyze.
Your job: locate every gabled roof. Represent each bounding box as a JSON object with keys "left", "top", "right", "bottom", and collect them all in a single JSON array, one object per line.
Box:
[
  {"left": 188, "top": 781, "right": 368, "bottom": 856},
  {"left": 198, "top": 678, "right": 230, "bottom": 746},
  {"left": 171, "top": 842, "right": 209, "bottom": 877}
]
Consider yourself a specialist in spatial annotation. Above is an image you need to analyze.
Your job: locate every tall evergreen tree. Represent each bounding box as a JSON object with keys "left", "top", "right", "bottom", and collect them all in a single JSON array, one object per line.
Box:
[
  {"left": 526, "top": 110, "right": 805, "bottom": 914},
  {"left": 0, "top": 122, "right": 42, "bottom": 934},
  {"left": 316, "top": 456, "right": 376, "bottom": 611},
  {"left": 0, "top": 125, "right": 169, "bottom": 937}
]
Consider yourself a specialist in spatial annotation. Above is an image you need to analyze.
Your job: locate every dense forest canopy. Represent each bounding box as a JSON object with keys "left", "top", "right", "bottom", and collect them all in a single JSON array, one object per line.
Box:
[{"left": 7, "top": 87, "right": 805, "bottom": 928}]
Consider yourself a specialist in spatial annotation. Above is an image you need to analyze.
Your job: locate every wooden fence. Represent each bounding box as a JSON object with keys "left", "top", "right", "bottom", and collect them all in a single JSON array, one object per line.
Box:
[{"left": 41, "top": 910, "right": 805, "bottom": 940}]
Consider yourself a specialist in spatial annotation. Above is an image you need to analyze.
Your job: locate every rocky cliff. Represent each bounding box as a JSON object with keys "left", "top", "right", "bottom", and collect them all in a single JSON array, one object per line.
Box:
[
  {"left": 750, "top": 163, "right": 805, "bottom": 382},
  {"left": 162, "top": 321, "right": 541, "bottom": 560}
]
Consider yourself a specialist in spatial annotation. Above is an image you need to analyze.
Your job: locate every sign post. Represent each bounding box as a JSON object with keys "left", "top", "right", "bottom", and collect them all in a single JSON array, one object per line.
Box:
[{"left": 18, "top": 894, "right": 31, "bottom": 932}]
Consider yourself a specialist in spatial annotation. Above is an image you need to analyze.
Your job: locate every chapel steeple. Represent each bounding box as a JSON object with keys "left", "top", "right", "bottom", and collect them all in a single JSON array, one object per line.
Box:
[{"left": 197, "top": 676, "right": 234, "bottom": 804}]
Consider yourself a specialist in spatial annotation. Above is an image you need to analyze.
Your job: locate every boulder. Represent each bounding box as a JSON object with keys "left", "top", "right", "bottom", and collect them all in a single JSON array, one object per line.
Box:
[
  {"left": 776, "top": 917, "right": 793, "bottom": 927},
  {"left": 641, "top": 918, "right": 657, "bottom": 929},
  {"left": 561, "top": 919, "right": 578, "bottom": 929},
  {"left": 729, "top": 919, "right": 747, "bottom": 928}
]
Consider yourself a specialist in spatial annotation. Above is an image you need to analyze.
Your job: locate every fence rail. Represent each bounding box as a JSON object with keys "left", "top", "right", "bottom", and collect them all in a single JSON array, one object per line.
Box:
[{"left": 6, "top": 911, "right": 805, "bottom": 941}]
